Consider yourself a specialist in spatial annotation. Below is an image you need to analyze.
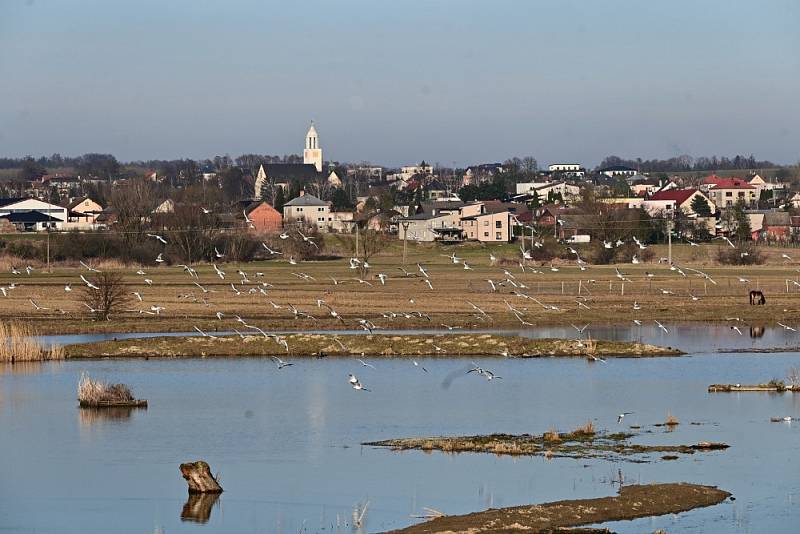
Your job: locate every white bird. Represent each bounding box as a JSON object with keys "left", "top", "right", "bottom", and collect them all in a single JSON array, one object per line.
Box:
[
  {"left": 633, "top": 319, "right": 642, "bottom": 326},
  {"left": 297, "top": 230, "right": 318, "bottom": 248},
  {"left": 731, "top": 325, "right": 743, "bottom": 336},
  {"left": 349, "top": 374, "right": 370, "bottom": 391},
  {"left": 80, "top": 260, "right": 101, "bottom": 273},
  {"left": 214, "top": 247, "right": 224, "bottom": 259},
  {"left": 632, "top": 255, "right": 639, "bottom": 264},
  {"left": 136, "top": 269, "right": 146, "bottom": 275},
  {"left": 193, "top": 326, "right": 217, "bottom": 339},
  {"left": 777, "top": 322, "right": 796, "bottom": 332},
  {"left": 687, "top": 240, "right": 699, "bottom": 247},
  {"left": 417, "top": 264, "right": 429, "bottom": 278},
  {"left": 279, "top": 232, "right": 289, "bottom": 239},
  {"left": 262, "top": 243, "right": 282, "bottom": 255},
  {"left": 146, "top": 233, "right": 168, "bottom": 245},
  {"left": 80, "top": 274, "right": 99, "bottom": 290},
  {"left": 412, "top": 360, "right": 428, "bottom": 373},
  {"left": 377, "top": 273, "right": 387, "bottom": 285},
  {"left": 29, "top": 299, "right": 48, "bottom": 311},
  {"left": 25, "top": 265, "right": 33, "bottom": 275},
  {"left": 618, "top": 412, "right": 633, "bottom": 424},
  {"left": 356, "top": 358, "right": 376, "bottom": 369},
  {"left": 272, "top": 356, "right": 293, "bottom": 370},
  {"left": 603, "top": 240, "right": 613, "bottom": 249},
  {"left": 213, "top": 264, "right": 225, "bottom": 279},
  {"left": 64, "top": 284, "right": 72, "bottom": 292},
  {"left": 243, "top": 209, "right": 254, "bottom": 228},
  {"left": 150, "top": 305, "right": 164, "bottom": 314},
  {"left": 655, "top": 320, "right": 669, "bottom": 334},
  {"left": 633, "top": 301, "right": 641, "bottom": 310},
  {"left": 132, "top": 291, "right": 143, "bottom": 301},
  {"left": 288, "top": 256, "right": 298, "bottom": 265},
  {"left": 423, "top": 279, "right": 433, "bottom": 290},
  {"left": 144, "top": 278, "right": 153, "bottom": 285},
  {"left": 155, "top": 253, "right": 165, "bottom": 264},
  {"left": 782, "top": 253, "right": 792, "bottom": 261}
]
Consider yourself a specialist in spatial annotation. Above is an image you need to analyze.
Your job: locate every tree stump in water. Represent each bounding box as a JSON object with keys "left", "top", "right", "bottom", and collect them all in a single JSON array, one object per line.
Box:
[{"left": 179, "top": 461, "right": 223, "bottom": 494}]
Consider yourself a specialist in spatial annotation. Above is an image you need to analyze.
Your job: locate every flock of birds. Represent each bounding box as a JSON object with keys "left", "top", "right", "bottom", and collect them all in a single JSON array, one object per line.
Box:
[{"left": 5, "top": 228, "right": 800, "bottom": 393}]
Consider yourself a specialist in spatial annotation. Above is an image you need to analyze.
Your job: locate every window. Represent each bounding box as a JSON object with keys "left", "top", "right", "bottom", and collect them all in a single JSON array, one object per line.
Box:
[
  {"left": 483, "top": 220, "right": 489, "bottom": 226},
  {"left": 297, "top": 207, "right": 304, "bottom": 212},
  {"left": 495, "top": 221, "right": 502, "bottom": 228},
  {"left": 484, "top": 232, "right": 489, "bottom": 237},
  {"left": 318, "top": 207, "right": 324, "bottom": 211},
  {"left": 725, "top": 192, "right": 732, "bottom": 197},
  {"left": 496, "top": 232, "right": 502, "bottom": 239}
]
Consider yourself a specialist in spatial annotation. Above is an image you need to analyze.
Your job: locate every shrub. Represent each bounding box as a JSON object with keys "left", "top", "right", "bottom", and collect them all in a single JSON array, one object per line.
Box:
[{"left": 717, "top": 243, "right": 765, "bottom": 265}]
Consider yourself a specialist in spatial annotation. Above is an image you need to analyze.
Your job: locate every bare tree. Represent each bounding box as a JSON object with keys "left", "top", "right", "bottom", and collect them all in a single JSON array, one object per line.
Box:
[
  {"left": 111, "top": 178, "right": 158, "bottom": 245},
  {"left": 80, "top": 273, "right": 131, "bottom": 320}
]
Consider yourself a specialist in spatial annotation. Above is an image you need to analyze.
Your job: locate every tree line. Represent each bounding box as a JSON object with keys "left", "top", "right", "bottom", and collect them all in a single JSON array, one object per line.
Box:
[{"left": 598, "top": 154, "right": 776, "bottom": 173}]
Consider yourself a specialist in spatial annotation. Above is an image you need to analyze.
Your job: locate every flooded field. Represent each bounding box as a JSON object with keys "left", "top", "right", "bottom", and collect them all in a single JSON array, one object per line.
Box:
[{"left": 1, "top": 326, "right": 799, "bottom": 533}]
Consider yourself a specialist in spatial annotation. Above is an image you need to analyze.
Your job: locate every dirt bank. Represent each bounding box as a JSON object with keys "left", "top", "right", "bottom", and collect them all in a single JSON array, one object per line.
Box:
[
  {"left": 63, "top": 333, "right": 682, "bottom": 359},
  {"left": 385, "top": 483, "right": 731, "bottom": 534}
]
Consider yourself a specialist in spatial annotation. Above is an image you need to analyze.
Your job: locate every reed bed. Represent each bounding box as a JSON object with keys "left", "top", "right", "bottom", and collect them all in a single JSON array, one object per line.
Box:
[
  {"left": 0, "top": 321, "right": 64, "bottom": 363},
  {"left": 77, "top": 373, "right": 135, "bottom": 404}
]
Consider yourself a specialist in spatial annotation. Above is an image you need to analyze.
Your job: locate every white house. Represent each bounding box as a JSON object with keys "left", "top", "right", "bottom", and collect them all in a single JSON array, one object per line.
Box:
[{"left": 0, "top": 198, "right": 68, "bottom": 231}]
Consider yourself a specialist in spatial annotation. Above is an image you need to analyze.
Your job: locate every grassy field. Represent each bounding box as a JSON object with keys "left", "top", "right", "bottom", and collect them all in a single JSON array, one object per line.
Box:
[{"left": 1, "top": 240, "right": 800, "bottom": 336}]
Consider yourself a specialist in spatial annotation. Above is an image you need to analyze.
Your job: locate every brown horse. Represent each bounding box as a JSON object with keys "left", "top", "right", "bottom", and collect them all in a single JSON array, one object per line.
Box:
[{"left": 749, "top": 290, "right": 766, "bottom": 305}]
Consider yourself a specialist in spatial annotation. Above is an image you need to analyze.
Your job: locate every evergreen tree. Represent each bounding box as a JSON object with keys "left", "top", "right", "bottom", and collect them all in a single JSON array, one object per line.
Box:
[
  {"left": 529, "top": 189, "right": 541, "bottom": 208},
  {"left": 690, "top": 195, "right": 712, "bottom": 216},
  {"left": 732, "top": 199, "right": 751, "bottom": 242},
  {"left": 273, "top": 187, "right": 286, "bottom": 211},
  {"left": 331, "top": 188, "right": 352, "bottom": 211}
]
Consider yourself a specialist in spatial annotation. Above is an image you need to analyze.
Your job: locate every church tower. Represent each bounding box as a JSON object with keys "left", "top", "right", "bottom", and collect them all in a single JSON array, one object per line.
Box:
[{"left": 303, "top": 121, "right": 322, "bottom": 172}]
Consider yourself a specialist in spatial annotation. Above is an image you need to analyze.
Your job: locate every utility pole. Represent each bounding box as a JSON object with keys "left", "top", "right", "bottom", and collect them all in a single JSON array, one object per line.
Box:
[
  {"left": 355, "top": 223, "right": 360, "bottom": 259},
  {"left": 401, "top": 221, "right": 410, "bottom": 266},
  {"left": 667, "top": 215, "right": 673, "bottom": 265},
  {"left": 46, "top": 226, "right": 51, "bottom": 273}
]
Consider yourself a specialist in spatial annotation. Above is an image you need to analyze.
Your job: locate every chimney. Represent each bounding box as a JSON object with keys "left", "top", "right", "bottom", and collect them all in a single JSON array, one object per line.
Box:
[{"left": 299, "top": 190, "right": 305, "bottom": 196}]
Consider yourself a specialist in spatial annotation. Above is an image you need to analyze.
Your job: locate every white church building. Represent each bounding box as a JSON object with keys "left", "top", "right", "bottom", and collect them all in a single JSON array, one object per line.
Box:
[{"left": 254, "top": 122, "right": 340, "bottom": 200}]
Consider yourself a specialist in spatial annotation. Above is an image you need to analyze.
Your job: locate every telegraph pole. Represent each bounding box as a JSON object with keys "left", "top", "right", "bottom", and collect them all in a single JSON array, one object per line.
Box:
[
  {"left": 667, "top": 215, "right": 673, "bottom": 265},
  {"left": 401, "top": 221, "right": 410, "bottom": 266}
]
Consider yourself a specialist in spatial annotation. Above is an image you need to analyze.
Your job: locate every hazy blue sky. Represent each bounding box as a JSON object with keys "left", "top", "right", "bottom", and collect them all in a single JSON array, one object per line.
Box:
[{"left": 1, "top": 0, "right": 798, "bottom": 167}]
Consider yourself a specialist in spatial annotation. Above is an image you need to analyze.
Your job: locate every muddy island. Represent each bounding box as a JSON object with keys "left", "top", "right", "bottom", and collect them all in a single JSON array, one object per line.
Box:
[
  {"left": 64, "top": 333, "right": 683, "bottom": 359},
  {"left": 384, "top": 483, "right": 731, "bottom": 534}
]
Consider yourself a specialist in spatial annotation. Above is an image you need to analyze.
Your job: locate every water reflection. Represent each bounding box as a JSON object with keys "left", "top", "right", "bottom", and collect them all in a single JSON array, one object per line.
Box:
[
  {"left": 0, "top": 361, "right": 63, "bottom": 375},
  {"left": 750, "top": 326, "right": 765, "bottom": 339},
  {"left": 78, "top": 406, "right": 139, "bottom": 426},
  {"left": 181, "top": 492, "right": 220, "bottom": 523}
]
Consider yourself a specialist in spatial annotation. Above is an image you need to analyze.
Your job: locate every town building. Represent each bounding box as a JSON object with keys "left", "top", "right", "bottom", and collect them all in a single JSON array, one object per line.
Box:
[
  {"left": 243, "top": 201, "right": 283, "bottom": 233},
  {"left": 598, "top": 165, "right": 637, "bottom": 178},
  {"left": 703, "top": 176, "right": 757, "bottom": 208},
  {"left": 254, "top": 123, "right": 324, "bottom": 199}
]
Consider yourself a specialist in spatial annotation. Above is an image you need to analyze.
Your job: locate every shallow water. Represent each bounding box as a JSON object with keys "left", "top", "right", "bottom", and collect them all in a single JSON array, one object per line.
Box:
[{"left": 2, "top": 326, "right": 800, "bottom": 533}]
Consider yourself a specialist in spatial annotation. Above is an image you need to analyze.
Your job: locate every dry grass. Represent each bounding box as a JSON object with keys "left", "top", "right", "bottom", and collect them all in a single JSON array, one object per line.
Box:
[
  {"left": 543, "top": 428, "right": 562, "bottom": 443},
  {"left": 4, "top": 241, "right": 800, "bottom": 336},
  {"left": 0, "top": 321, "right": 64, "bottom": 363},
  {"left": 665, "top": 413, "right": 680, "bottom": 426},
  {"left": 77, "top": 372, "right": 135, "bottom": 403},
  {"left": 573, "top": 420, "right": 596, "bottom": 436}
]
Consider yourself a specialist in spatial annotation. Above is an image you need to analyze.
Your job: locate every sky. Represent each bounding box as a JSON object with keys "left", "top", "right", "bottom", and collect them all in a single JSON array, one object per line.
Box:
[{"left": 0, "top": 0, "right": 798, "bottom": 168}]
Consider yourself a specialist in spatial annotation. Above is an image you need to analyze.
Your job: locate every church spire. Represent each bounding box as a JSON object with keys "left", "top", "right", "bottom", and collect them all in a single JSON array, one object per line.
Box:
[{"left": 304, "top": 121, "right": 322, "bottom": 172}]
